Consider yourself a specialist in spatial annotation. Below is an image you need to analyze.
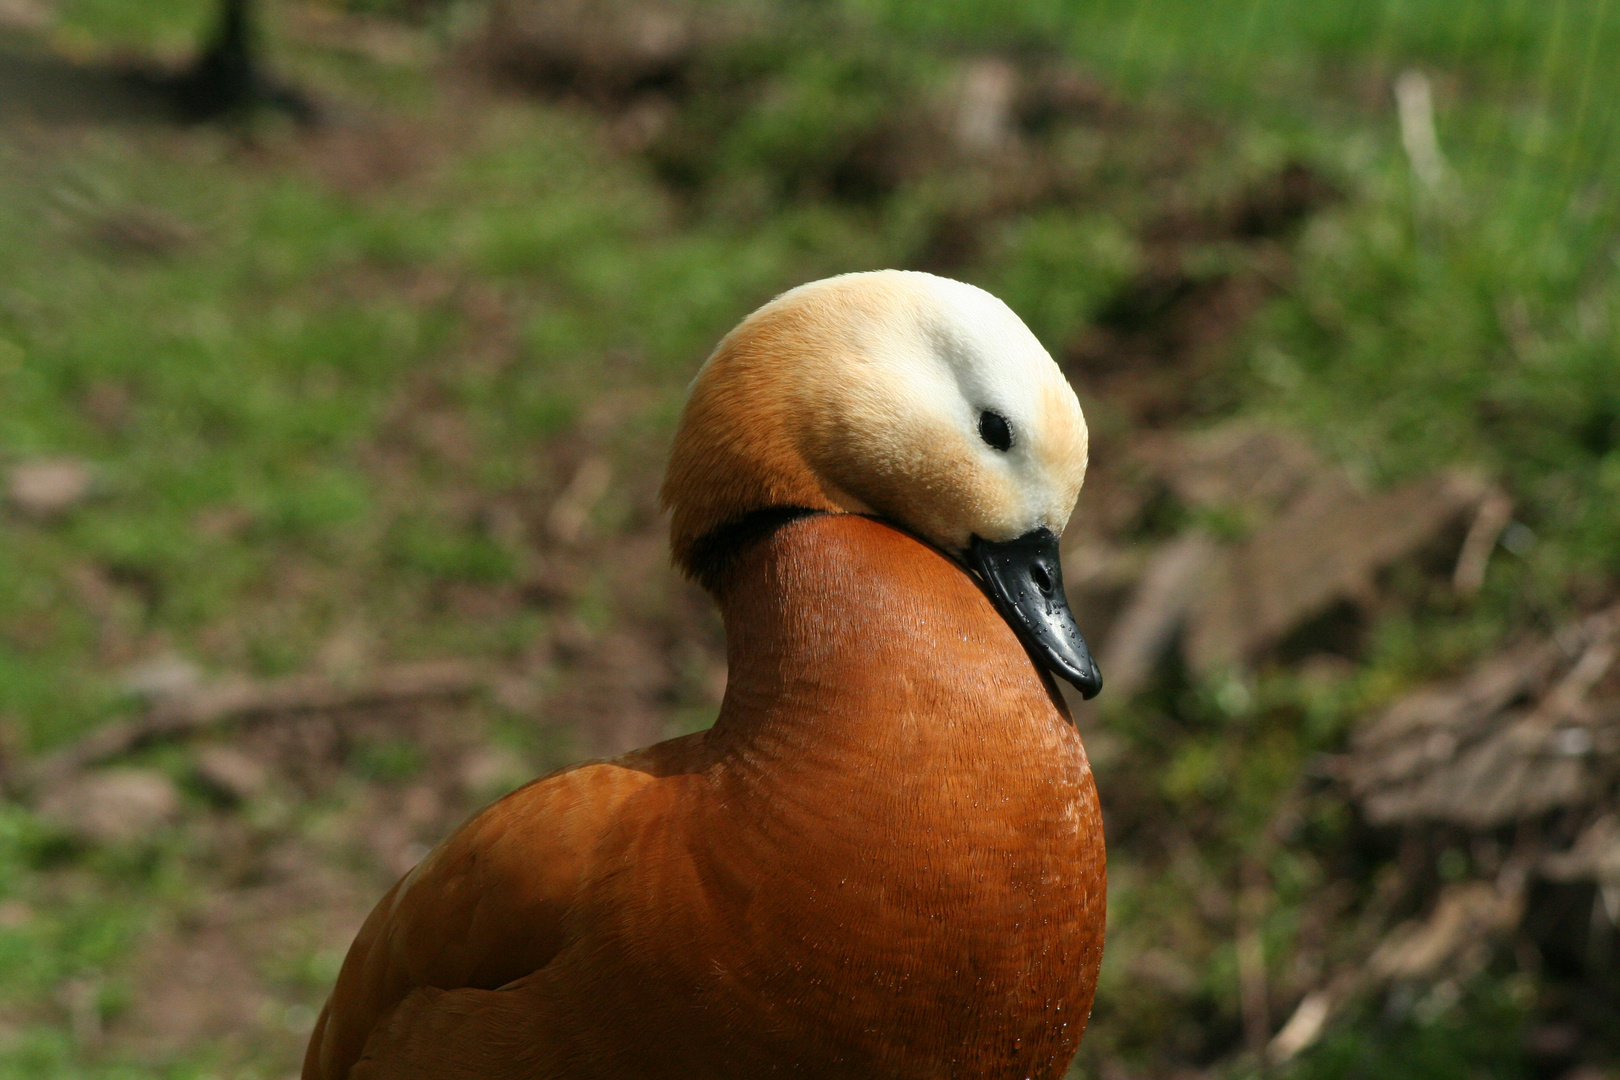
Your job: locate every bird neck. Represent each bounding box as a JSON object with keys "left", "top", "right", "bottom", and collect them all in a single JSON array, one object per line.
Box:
[{"left": 701, "top": 513, "right": 1071, "bottom": 776}]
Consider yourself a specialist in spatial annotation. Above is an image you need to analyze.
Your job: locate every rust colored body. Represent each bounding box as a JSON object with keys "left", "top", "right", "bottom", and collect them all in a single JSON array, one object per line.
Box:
[{"left": 305, "top": 514, "right": 1105, "bottom": 1079}]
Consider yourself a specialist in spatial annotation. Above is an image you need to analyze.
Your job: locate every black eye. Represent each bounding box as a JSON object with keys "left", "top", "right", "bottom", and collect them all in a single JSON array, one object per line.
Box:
[{"left": 978, "top": 410, "right": 1013, "bottom": 452}]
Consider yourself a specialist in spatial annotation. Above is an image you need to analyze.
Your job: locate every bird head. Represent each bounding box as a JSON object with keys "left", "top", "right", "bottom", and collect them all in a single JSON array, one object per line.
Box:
[{"left": 662, "top": 270, "right": 1101, "bottom": 698}]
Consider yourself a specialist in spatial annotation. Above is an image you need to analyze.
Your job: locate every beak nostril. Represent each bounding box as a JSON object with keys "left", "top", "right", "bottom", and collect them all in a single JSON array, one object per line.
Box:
[{"left": 1030, "top": 564, "right": 1053, "bottom": 594}]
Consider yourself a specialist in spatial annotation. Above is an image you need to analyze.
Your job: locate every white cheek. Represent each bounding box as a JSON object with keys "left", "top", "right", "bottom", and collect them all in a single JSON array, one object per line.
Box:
[{"left": 1011, "top": 466, "right": 1061, "bottom": 533}]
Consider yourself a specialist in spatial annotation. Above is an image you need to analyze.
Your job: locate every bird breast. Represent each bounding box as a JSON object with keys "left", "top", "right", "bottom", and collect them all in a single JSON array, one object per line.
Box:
[{"left": 548, "top": 513, "right": 1106, "bottom": 1078}]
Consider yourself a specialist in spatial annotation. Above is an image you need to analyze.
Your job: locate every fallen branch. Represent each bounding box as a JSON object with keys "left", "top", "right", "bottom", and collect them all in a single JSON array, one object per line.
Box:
[
  {"left": 1273, "top": 601, "right": 1620, "bottom": 1062},
  {"left": 1348, "top": 602, "right": 1620, "bottom": 828},
  {"left": 1099, "top": 531, "right": 1217, "bottom": 698},
  {"left": 1269, "top": 869, "right": 1530, "bottom": 1064},
  {"left": 18, "top": 660, "right": 489, "bottom": 793}
]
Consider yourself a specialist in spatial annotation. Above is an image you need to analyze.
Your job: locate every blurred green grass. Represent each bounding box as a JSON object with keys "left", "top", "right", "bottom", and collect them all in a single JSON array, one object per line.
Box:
[{"left": 2, "top": 0, "right": 1618, "bottom": 1076}]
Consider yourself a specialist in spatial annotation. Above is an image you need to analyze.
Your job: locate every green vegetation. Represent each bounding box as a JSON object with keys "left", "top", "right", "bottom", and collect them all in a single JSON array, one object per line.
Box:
[{"left": 2, "top": 0, "right": 1617, "bottom": 1076}]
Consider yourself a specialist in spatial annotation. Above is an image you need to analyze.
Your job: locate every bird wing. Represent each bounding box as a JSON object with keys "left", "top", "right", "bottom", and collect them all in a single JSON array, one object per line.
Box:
[{"left": 302, "top": 732, "right": 709, "bottom": 1080}]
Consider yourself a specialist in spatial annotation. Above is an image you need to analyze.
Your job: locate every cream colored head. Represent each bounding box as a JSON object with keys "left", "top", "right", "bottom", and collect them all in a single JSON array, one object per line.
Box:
[{"left": 663, "top": 270, "right": 1089, "bottom": 582}]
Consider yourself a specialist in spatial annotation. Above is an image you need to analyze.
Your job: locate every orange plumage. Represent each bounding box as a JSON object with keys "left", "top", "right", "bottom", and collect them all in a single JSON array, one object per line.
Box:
[{"left": 304, "top": 271, "right": 1107, "bottom": 1079}]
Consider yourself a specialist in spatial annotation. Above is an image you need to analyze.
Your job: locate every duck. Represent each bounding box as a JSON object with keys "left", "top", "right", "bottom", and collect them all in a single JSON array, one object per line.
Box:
[{"left": 302, "top": 269, "right": 1106, "bottom": 1080}]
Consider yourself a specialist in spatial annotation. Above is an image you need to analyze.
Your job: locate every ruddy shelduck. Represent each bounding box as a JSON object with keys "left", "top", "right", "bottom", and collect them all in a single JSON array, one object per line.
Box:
[{"left": 304, "top": 270, "right": 1106, "bottom": 1079}]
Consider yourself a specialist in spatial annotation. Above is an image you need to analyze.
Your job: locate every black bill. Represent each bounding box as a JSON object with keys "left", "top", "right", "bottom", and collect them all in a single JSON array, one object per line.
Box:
[{"left": 968, "top": 528, "right": 1103, "bottom": 700}]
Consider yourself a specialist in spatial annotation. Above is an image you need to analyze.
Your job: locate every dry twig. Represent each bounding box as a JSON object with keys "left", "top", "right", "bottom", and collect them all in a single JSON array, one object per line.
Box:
[{"left": 16, "top": 660, "right": 490, "bottom": 794}]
